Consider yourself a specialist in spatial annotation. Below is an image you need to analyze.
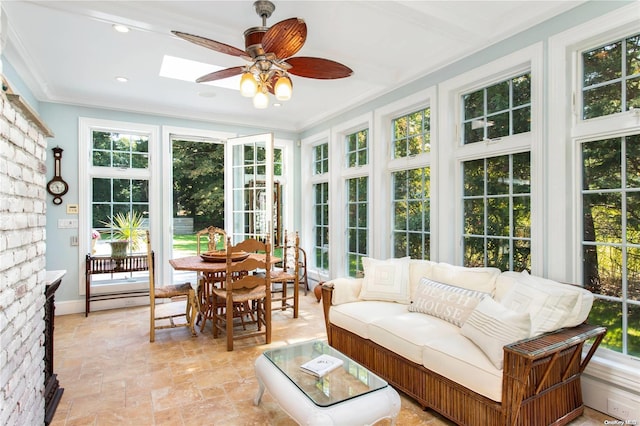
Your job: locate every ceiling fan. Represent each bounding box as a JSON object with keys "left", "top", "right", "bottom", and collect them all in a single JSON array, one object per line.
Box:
[{"left": 171, "top": 0, "right": 353, "bottom": 108}]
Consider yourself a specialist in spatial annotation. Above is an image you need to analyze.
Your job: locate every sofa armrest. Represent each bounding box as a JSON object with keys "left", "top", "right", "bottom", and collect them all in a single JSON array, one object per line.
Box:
[
  {"left": 320, "top": 279, "right": 362, "bottom": 343},
  {"left": 501, "top": 323, "right": 606, "bottom": 425}
]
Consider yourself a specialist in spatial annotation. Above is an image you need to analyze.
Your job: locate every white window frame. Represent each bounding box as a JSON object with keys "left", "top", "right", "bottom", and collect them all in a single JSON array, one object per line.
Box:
[
  {"left": 374, "top": 87, "right": 436, "bottom": 260},
  {"left": 548, "top": 1, "right": 640, "bottom": 408},
  {"left": 301, "top": 130, "right": 331, "bottom": 281},
  {"left": 78, "top": 118, "right": 160, "bottom": 300},
  {"left": 301, "top": 132, "right": 331, "bottom": 281},
  {"left": 438, "top": 43, "right": 543, "bottom": 270},
  {"left": 332, "top": 113, "right": 373, "bottom": 277}
]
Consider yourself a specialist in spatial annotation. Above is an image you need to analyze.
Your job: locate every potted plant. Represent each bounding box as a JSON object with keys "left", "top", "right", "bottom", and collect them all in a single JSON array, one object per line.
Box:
[{"left": 101, "top": 211, "right": 145, "bottom": 258}]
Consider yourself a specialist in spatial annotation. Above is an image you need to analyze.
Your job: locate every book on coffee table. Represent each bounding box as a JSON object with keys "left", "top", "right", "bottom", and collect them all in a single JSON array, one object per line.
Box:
[{"left": 300, "top": 354, "right": 344, "bottom": 377}]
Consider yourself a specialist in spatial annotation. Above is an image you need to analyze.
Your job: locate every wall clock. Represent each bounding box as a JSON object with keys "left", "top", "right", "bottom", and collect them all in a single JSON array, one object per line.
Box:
[{"left": 46, "top": 147, "right": 68, "bottom": 205}]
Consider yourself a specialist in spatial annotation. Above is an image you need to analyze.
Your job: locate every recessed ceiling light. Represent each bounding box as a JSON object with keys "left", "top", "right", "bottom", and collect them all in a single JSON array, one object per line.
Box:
[
  {"left": 112, "top": 24, "right": 130, "bottom": 33},
  {"left": 273, "top": 103, "right": 282, "bottom": 107},
  {"left": 115, "top": 76, "right": 128, "bottom": 83}
]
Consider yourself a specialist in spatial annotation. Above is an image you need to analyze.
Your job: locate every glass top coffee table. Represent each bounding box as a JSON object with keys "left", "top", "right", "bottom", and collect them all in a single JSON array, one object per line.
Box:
[{"left": 254, "top": 340, "right": 400, "bottom": 425}]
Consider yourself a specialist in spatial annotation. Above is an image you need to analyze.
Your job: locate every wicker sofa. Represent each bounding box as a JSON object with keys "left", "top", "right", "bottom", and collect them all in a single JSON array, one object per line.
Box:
[{"left": 320, "top": 258, "right": 606, "bottom": 426}]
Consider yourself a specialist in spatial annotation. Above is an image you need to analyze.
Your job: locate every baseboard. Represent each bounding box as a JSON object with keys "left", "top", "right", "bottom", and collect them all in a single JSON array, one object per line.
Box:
[
  {"left": 583, "top": 356, "right": 640, "bottom": 422},
  {"left": 54, "top": 297, "right": 150, "bottom": 316}
]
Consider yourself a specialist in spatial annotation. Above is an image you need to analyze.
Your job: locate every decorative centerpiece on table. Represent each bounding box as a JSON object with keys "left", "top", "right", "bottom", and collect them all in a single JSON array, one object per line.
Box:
[{"left": 101, "top": 211, "right": 145, "bottom": 267}]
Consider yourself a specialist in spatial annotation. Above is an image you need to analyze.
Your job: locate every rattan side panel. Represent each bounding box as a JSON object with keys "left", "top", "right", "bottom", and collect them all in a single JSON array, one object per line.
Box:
[
  {"left": 329, "top": 324, "right": 504, "bottom": 426},
  {"left": 503, "top": 345, "right": 585, "bottom": 426}
]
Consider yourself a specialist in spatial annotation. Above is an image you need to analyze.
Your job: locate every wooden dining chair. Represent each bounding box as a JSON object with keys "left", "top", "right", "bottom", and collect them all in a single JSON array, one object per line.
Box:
[
  {"left": 270, "top": 230, "right": 300, "bottom": 318},
  {"left": 196, "top": 226, "right": 227, "bottom": 254},
  {"left": 146, "top": 231, "right": 197, "bottom": 342},
  {"left": 195, "top": 226, "right": 227, "bottom": 332},
  {"left": 212, "top": 237, "right": 272, "bottom": 351}
]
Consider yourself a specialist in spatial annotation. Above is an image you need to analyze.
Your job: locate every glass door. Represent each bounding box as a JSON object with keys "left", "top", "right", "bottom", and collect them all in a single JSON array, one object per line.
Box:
[
  {"left": 163, "top": 128, "right": 232, "bottom": 284},
  {"left": 225, "top": 133, "right": 274, "bottom": 246}
]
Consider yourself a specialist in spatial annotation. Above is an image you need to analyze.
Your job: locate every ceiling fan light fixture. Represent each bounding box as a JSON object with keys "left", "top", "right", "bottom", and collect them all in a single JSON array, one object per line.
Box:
[
  {"left": 172, "top": 0, "right": 352, "bottom": 111},
  {"left": 240, "top": 72, "right": 258, "bottom": 97},
  {"left": 274, "top": 75, "right": 292, "bottom": 101},
  {"left": 253, "top": 90, "right": 269, "bottom": 109}
]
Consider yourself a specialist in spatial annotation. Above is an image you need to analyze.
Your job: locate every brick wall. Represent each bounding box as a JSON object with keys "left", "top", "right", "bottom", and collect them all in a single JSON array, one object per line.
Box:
[{"left": 0, "top": 91, "right": 48, "bottom": 425}]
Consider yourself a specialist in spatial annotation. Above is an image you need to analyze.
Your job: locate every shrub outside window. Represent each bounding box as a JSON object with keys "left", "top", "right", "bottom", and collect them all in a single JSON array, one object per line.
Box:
[
  {"left": 314, "top": 142, "right": 329, "bottom": 175},
  {"left": 462, "top": 152, "right": 531, "bottom": 271},
  {"left": 581, "top": 134, "right": 640, "bottom": 357},
  {"left": 346, "top": 176, "right": 368, "bottom": 277},
  {"left": 462, "top": 73, "right": 531, "bottom": 144},
  {"left": 392, "top": 167, "right": 430, "bottom": 259},
  {"left": 313, "top": 182, "right": 329, "bottom": 271},
  {"left": 582, "top": 33, "right": 640, "bottom": 120},
  {"left": 392, "top": 108, "right": 431, "bottom": 158},
  {"left": 346, "top": 129, "right": 368, "bottom": 167}
]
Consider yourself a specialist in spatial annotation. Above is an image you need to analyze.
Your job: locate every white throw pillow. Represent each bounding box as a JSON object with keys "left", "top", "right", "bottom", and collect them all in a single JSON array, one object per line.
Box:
[
  {"left": 461, "top": 298, "right": 531, "bottom": 370},
  {"left": 501, "top": 271, "right": 579, "bottom": 336},
  {"left": 408, "top": 277, "right": 489, "bottom": 327},
  {"left": 359, "top": 257, "right": 411, "bottom": 304},
  {"left": 429, "top": 263, "right": 500, "bottom": 294}
]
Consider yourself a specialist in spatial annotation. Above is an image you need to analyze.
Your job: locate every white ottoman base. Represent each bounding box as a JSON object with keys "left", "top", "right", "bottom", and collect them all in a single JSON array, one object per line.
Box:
[{"left": 254, "top": 354, "right": 401, "bottom": 426}]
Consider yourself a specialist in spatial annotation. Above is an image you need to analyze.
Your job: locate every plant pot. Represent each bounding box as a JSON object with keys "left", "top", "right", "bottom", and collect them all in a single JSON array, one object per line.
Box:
[{"left": 109, "top": 241, "right": 129, "bottom": 259}]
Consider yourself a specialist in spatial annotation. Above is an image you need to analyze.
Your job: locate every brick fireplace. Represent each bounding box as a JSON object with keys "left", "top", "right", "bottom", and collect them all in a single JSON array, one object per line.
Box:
[{"left": 0, "top": 86, "right": 52, "bottom": 424}]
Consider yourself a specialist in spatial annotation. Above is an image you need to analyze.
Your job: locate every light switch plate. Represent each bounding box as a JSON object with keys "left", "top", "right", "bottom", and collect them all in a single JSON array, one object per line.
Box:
[{"left": 58, "top": 219, "right": 78, "bottom": 228}]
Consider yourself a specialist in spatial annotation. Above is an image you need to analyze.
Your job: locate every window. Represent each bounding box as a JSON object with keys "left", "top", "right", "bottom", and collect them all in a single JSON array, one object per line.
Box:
[
  {"left": 313, "top": 182, "right": 329, "bottom": 271},
  {"left": 274, "top": 147, "right": 283, "bottom": 176},
  {"left": 314, "top": 142, "right": 329, "bottom": 174},
  {"left": 91, "top": 131, "right": 150, "bottom": 257},
  {"left": 392, "top": 108, "right": 431, "bottom": 157},
  {"left": 581, "top": 134, "right": 640, "bottom": 357},
  {"left": 550, "top": 6, "right": 640, "bottom": 366},
  {"left": 392, "top": 168, "right": 430, "bottom": 259},
  {"left": 346, "top": 176, "right": 368, "bottom": 277},
  {"left": 462, "top": 73, "right": 531, "bottom": 144},
  {"left": 462, "top": 152, "right": 531, "bottom": 271},
  {"left": 389, "top": 106, "right": 432, "bottom": 259},
  {"left": 582, "top": 33, "right": 640, "bottom": 120},
  {"left": 346, "top": 129, "right": 368, "bottom": 167}
]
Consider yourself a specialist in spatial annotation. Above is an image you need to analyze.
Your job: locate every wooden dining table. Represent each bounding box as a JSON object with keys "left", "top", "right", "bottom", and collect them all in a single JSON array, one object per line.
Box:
[
  {"left": 168, "top": 253, "right": 275, "bottom": 279},
  {"left": 169, "top": 253, "right": 279, "bottom": 333}
]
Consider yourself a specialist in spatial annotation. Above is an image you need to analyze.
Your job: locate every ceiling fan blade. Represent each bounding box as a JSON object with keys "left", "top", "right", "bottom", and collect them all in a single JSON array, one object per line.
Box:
[
  {"left": 196, "top": 66, "right": 244, "bottom": 83},
  {"left": 261, "top": 18, "right": 307, "bottom": 59},
  {"left": 287, "top": 57, "right": 353, "bottom": 79},
  {"left": 172, "top": 30, "right": 246, "bottom": 57}
]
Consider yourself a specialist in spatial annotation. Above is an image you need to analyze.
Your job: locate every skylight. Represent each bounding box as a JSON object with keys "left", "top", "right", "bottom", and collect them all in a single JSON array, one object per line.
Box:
[{"left": 159, "top": 55, "right": 240, "bottom": 91}]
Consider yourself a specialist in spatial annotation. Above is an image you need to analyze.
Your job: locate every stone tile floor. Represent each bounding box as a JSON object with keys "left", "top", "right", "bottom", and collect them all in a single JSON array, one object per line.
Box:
[{"left": 51, "top": 291, "right": 613, "bottom": 425}]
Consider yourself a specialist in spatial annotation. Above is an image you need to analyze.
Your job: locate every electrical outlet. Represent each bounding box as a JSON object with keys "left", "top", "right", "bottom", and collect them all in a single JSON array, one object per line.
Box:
[
  {"left": 607, "top": 398, "right": 637, "bottom": 421},
  {"left": 70, "top": 236, "right": 78, "bottom": 246}
]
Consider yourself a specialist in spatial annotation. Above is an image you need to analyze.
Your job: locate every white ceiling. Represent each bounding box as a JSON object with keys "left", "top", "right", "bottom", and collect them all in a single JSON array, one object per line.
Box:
[{"left": 2, "top": 1, "right": 584, "bottom": 133}]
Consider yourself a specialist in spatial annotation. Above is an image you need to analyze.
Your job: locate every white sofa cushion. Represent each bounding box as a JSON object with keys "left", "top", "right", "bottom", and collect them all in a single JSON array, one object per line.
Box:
[
  {"left": 461, "top": 298, "right": 531, "bottom": 369},
  {"left": 494, "top": 270, "right": 520, "bottom": 302},
  {"left": 428, "top": 262, "right": 501, "bottom": 294},
  {"left": 368, "top": 312, "right": 460, "bottom": 364},
  {"left": 501, "top": 271, "right": 583, "bottom": 336},
  {"left": 422, "top": 333, "right": 503, "bottom": 402},
  {"left": 328, "top": 277, "right": 362, "bottom": 305},
  {"left": 408, "top": 259, "right": 437, "bottom": 298},
  {"left": 408, "top": 277, "right": 488, "bottom": 327},
  {"left": 330, "top": 301, "right": 408, "bottom": 339},
  {"left": 359, "top": 257, "right": 411, "bottom": 304}
]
